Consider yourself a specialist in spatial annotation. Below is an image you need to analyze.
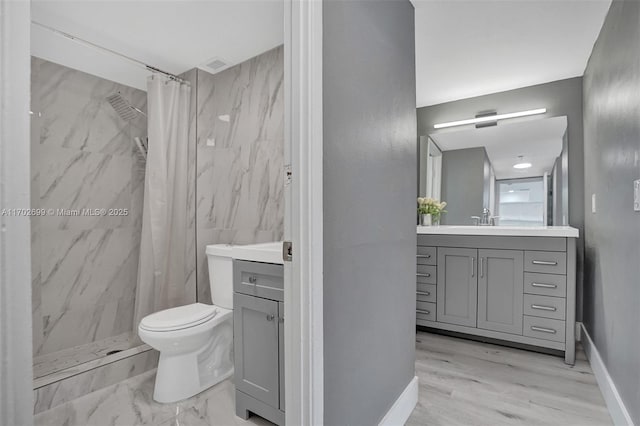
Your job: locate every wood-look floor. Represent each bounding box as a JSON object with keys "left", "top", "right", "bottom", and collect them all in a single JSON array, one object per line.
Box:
[{"left": 407, "top": 331, "right": 612, "bottom": 426}]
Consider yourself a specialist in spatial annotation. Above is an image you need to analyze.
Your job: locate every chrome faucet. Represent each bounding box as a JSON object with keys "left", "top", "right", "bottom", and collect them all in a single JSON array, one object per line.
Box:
[{"left": 471, "top": 208, "right": 499, "bottom": 226}]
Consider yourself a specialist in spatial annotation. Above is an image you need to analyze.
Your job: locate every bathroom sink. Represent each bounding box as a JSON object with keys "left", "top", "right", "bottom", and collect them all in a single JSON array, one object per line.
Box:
[{"left": 232, "top": 242, "right": 284, "bottom": 265}]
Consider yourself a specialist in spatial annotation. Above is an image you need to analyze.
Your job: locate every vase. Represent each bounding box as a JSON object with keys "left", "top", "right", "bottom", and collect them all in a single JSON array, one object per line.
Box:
[{"left": 420, "top": 214, "right": 431, "bottom": 226}]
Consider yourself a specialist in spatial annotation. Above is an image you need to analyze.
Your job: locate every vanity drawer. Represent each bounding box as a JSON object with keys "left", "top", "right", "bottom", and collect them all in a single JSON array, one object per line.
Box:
[
  {"left": 417, "top": 246, "right": 437, "bottom": 265},
  {"left": 234, "top": 260, "right": 284, "bottom": 301},
  {"left": 417, "top": 284, "right": 436, "bottom": 303},
  {"left": 524, "top": 294, "right": 565, "bottom": 320},
  {"left": 524, "top": 272, "right": 567, "bottom": 297},
  {"left": 416, "top": 301, "right": 436, "bottom": 321},
  {"left": 416, "top": 265, "right": 437, "bottom": 284},
  {"left": 524, "top": 251, "right": 567, "bottom": 275},
  {"left": 523, "top": 316, "right": 565, "bottom": 343},
  {"left": 417, "top": 282, "right": 436, "bottom": 297}
]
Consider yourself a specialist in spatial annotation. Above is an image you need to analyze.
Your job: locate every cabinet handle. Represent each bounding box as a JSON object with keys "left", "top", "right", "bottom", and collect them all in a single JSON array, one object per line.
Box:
[
  {"left": 480, "top": 257, "right": 484, "bottom": 278},
  {"left": 416, "top": 255, "right": 431, "bottom": 259},
  {"left": 248, "top": 276, "right": 258, "bottom": 284},
  {"left": 416, "top": 309, "right": 431, "bottom": 315},
  {"left": 531, "top": 282, "right": 557, "bottom": 289},
  {"left": 531, "top": 304, "right": 557, "bottom": 312},
  {"left": 278, "top": 317, "right": 284, "bottom": 323},
  {"left": 471, "top": 257, "right": 475, "bottom": 277},
  {"left": 532, "top": 260, "right": 557, "bottom": 266},
  {"left": 266, "top": 314, "right": 275, "bottom": 321},
  {"left": 530, "top": 325, "right": 557, "bottom": 334},
  {"left": 416, "top": 291, "right": 431, "bottom": 296},
  {"left": 416, "top": 273, "right": 431, "bottom": 277}
]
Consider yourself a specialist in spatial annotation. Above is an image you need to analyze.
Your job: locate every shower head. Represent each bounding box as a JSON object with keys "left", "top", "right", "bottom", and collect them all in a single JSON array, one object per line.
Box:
[{"left": 106, "top": 93, "right": 146, "bottom": 121}]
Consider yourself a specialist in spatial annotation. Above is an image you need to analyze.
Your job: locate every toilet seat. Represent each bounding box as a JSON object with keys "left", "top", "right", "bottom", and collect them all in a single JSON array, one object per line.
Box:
[{"left": 140, "top": 303, "right": 219, "bottom": 332}]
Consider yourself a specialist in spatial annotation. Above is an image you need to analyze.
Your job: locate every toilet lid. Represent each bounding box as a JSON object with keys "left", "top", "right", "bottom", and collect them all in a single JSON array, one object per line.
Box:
[{"left": 139, "top": 303, "right": 218, "bottom": 332}]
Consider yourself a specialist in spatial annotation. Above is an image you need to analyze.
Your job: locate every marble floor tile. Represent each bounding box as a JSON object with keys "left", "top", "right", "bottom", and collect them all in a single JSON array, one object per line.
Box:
[
  {"left": 408, "top": 331, "right": 612, "bottom": 426},
  {"left": 35, "top": 370, "right": 274, "bottom": 426}
]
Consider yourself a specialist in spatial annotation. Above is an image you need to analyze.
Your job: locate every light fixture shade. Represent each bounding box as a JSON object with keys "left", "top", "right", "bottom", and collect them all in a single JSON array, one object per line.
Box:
[{"left": 434, "top": 108, "right": 546, "bottom": 129}]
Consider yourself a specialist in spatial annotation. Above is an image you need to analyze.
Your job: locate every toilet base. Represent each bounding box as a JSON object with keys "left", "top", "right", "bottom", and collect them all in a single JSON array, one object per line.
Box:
[{"left": 152, "top": 318, "right": 234, "bottom": 403}]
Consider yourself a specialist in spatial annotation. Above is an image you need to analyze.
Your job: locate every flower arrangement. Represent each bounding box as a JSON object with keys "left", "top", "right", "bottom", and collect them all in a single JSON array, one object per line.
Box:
[{"left": 417, "top": 197, "right": 447, "bottom": 222}]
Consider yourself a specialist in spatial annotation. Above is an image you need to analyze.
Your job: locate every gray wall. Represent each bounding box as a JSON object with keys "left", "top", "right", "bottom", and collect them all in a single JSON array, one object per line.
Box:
[
  {"left": 440, "top": 147, "right": 489, "bottom": 224},
  {"left": 417, "top": 77, "right": 586, "bottom": 318},
  {"left": 582, "top": 0, "right": 640, "bottom": 422},
  {"left": 30, "top": 57, "right": 147, "bottom": 357},
  {"left": 323, "top": 1, "right": 417, "bottom": 424},
  {"left": 193, "top": 46, "right": 284, "bottom": 303}
]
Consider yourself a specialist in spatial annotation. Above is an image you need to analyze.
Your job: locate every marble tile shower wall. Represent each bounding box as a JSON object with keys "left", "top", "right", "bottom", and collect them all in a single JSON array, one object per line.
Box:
[
  {"left": 31, "top": 57, "right": 147, "bottom": 356},
  {"left": 195, "top": 46, "right": 284, "bottom": 303}
]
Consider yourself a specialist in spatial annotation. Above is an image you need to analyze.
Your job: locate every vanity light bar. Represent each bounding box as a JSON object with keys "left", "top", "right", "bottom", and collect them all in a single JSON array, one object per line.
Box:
[{"left": 433, "top": 108, "right": 547, "bottom": 129}]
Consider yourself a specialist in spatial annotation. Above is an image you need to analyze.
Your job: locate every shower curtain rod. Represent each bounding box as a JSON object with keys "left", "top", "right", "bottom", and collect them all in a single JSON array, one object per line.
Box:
[{"left": 32, "top": 21, "right": 187, "bottom": 84}]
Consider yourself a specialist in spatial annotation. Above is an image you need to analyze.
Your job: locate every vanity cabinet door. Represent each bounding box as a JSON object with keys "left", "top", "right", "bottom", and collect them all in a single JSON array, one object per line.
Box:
[
  {"left": 437, "top": 248, "right": 478, "bottom": 327},
  {"left": 477, "top": 249, "right": 524, "bottom": 335},
  {"left": 234, "top": 293, "right": 280, "bottom": 408}
]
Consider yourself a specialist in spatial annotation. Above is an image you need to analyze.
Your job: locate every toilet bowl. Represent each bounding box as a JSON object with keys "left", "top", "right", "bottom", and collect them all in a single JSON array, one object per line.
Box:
[{"left": 138, "top": 244, "right": 234, "bottom": 403}]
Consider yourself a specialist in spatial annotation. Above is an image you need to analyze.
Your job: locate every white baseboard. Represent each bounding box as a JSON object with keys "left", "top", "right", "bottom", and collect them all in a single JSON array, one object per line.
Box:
[
  {"left": 379, "top": 376, "right": 418, "bottom": 426},
  {"left": 580, "top": 323, "right": 634, "bottom": 426}
]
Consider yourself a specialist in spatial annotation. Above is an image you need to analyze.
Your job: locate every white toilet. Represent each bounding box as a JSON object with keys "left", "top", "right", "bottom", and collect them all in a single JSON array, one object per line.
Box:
[{"left": 138, "top": 244, "right": 234, "bottom": 403}]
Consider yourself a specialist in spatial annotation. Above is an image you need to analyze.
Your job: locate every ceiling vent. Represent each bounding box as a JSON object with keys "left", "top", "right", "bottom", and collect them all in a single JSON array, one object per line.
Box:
[
  {"left": 200, "top": 57, "right": 230, "bottom": 75},
  {"left": 207, "top": 58, "right": 227, "bottom": 70}
]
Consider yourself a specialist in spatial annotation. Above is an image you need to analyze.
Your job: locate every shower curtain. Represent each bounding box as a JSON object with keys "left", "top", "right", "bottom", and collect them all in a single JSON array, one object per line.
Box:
[{"left": 133, "top": 75, "right": 191, "bottom": 330}]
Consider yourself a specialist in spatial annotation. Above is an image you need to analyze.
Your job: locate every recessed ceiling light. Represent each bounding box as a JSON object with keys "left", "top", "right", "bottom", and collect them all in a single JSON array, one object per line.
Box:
[{"left": 513, "top": 162, "right": 532, "bottom": 169}]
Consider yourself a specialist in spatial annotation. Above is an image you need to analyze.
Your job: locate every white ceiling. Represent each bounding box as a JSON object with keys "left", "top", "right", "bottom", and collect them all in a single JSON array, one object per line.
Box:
[
  {"left": 31, "top": 1, "right": 284, "bottom": 91},
  {"left": 413, "top": 0, "right": 611, "bottom": 107},
  {"left": 430, "top": 116, "right": 567, "bottom": 180}
]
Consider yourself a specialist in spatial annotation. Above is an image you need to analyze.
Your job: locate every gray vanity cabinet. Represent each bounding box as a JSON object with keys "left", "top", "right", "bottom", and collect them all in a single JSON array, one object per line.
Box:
[
  {"left": 234, "top": 293, "right": 280, "bottom": 407},
  {"left": 234, "top": 260, "right": 285, "bottom": 426},
  {"left": 437, "top": 247, "right": 478, "bottom": 327},
  {"left": 477, "top": 249, "right": 524, "bottom": 335},
  {"left": 417, "top": 234, "right": 577, "bottom": 365}
]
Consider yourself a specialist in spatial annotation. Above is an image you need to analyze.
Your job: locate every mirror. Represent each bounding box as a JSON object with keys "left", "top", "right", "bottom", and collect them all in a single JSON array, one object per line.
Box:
[{"left": 419, "top": 116, "right": 568, "bottom": 226}]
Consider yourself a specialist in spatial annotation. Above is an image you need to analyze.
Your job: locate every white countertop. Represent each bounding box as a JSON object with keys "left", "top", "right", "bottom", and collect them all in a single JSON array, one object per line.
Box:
[
  {"left": 231, "top": 242, "right": 284, "bottom": 265},
  {"left": 417, "top": 225, "right": 579, "bottom": 238}
]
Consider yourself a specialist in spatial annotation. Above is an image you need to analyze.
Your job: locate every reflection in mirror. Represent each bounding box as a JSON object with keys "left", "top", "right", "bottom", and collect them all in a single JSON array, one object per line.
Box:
[
  {"left": 497, "top": 177, "right": 545, "bottom": 226},
  {"left": 423, "top": 137, "right": 442, "bottom": 200},
  {"left": 420, "top": 116, "right": 568, "bottom": 226}
]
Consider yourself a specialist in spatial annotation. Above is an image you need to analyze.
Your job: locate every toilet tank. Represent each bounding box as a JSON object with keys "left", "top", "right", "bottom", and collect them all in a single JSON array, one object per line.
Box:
[{"left": 205, "top": 244, "right": 234, "bottom": 310}]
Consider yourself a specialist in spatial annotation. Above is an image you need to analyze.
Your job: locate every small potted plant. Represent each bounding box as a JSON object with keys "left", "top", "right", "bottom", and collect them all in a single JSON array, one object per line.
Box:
[{"left": 417, "top": 197, "right": 447, "bottom": 226}]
